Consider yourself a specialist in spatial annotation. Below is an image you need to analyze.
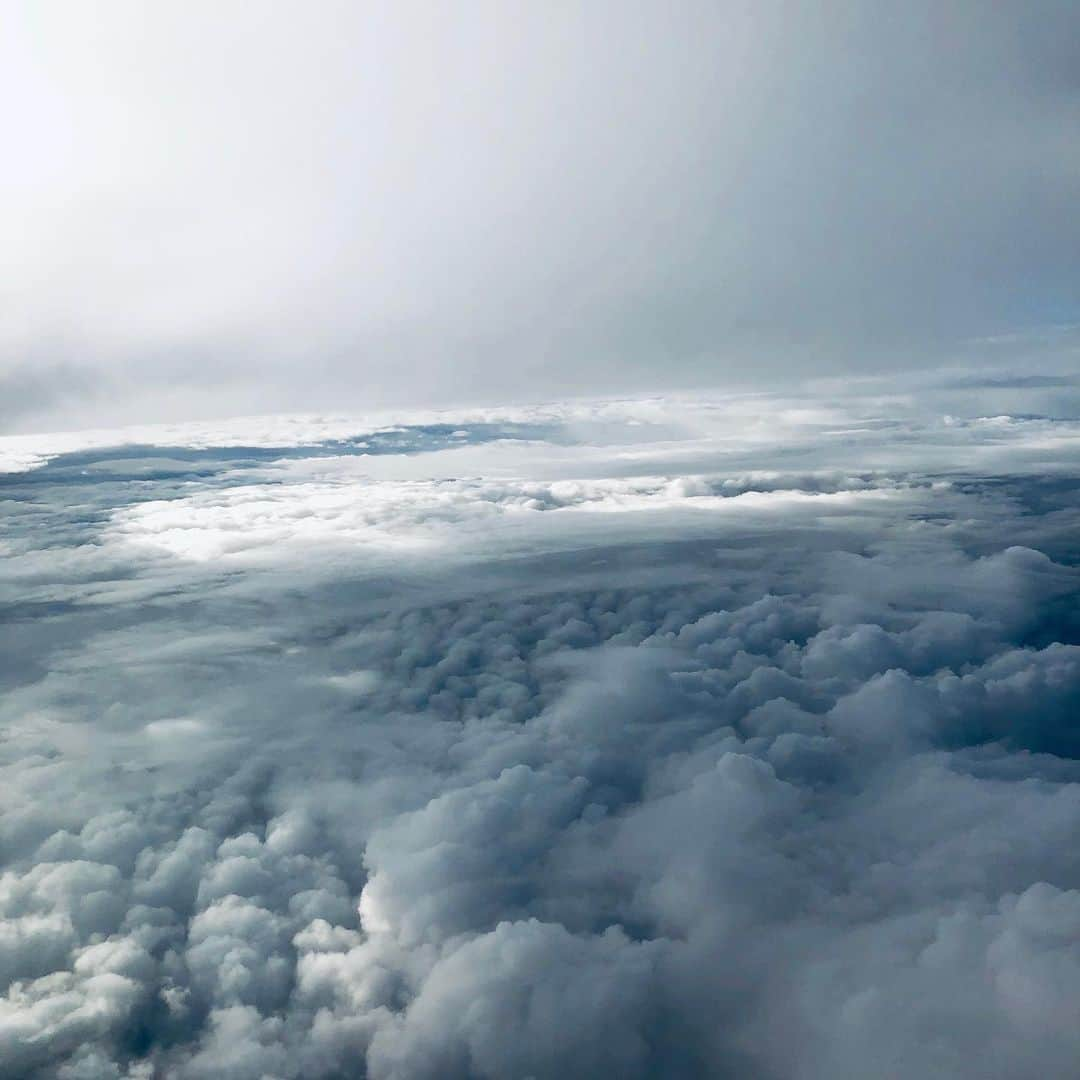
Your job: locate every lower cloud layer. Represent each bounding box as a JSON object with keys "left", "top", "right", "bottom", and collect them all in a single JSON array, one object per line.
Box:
[{"left": 2, "top": 391, "right": 1079, "bottom": 1078}]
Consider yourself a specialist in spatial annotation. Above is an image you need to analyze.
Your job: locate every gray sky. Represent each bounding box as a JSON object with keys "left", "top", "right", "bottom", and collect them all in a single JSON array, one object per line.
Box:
[{"left": 2, "top": 1, "right": 1078, "bottom": 431}]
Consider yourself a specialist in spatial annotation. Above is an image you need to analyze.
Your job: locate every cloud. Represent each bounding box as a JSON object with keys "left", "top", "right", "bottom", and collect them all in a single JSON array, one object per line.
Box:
[
  {"left": 1, "top": 382, "right": 1080, "bottom": 1076},
  {"left": 366, "top": 920, "right": 665, "bottom": 1080}
]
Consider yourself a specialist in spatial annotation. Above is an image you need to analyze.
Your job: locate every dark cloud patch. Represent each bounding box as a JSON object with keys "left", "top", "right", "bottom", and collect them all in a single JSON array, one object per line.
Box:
[{"left": 942, "top": 374, "right": 1080, "bottom": 391}]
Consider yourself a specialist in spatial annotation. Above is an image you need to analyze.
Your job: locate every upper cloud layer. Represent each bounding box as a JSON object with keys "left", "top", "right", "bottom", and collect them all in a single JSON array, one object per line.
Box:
[{"left": 3, "top": 3, "right": 1080, "bottom": 430}]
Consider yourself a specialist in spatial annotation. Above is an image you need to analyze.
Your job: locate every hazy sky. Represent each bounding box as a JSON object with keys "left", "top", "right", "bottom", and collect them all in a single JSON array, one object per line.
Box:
[{"left": 2, "top": 1, "right": 1078, "bottom": 430}]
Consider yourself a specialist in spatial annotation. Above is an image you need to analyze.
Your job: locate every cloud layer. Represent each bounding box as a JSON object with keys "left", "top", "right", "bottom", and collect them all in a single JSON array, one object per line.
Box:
[{"left": 2, "top": 381, "right": 1080, "bottom": 1077}]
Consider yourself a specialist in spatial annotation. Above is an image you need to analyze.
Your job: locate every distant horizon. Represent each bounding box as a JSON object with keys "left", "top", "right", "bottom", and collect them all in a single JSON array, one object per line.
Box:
[{"left": 5, "top": 341, "right": 1080, "bottom": 438}]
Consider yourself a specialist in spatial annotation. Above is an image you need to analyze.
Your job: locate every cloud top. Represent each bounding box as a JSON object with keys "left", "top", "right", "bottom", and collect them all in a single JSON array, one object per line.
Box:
[{"left": 2, "top": 380, "right": 1080, "bottom": 1075}]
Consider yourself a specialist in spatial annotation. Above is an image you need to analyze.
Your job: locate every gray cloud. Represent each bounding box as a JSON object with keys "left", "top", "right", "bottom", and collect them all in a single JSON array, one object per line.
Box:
[
  {"left": 2, "top": 381, "right": 1080, "bottom": 1075},
  {"left": 2, "top": 2, "right": 1079, "bottom": 431}
]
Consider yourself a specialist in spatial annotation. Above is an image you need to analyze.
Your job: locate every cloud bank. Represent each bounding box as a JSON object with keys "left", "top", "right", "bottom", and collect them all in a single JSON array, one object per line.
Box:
[{"left": 2, "top": 378, "right": 1079, "bottom": 1077}]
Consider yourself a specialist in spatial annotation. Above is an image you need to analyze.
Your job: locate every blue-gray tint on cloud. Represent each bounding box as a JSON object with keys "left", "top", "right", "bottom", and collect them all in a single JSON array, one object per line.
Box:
[
  {"left": 1, "top": 423, "right": 557, "bottom": 487},
  {"left": 2, "top": 381, "right": 1080, "bottom": 1076}
]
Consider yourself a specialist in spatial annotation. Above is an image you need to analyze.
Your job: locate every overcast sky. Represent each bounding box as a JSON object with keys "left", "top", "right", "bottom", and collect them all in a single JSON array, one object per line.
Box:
[{"left": 2, "top": 1, "right": 1078, "bottom": 431}]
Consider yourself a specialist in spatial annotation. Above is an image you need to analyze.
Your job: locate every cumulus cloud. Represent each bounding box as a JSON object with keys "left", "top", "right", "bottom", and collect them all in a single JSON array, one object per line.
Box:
[{"left": 1, "top": 381, "right": 1079, "bottom": 1076}]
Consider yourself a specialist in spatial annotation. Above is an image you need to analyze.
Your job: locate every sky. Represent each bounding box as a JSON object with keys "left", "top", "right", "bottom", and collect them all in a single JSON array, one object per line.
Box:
[{"left": 2, "top": 0, "right": 1079, "bottom": 431}]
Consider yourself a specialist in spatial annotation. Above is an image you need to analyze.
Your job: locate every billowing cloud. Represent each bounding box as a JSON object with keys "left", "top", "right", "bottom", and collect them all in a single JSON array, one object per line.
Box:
[{"left": 1, "top": 379, "right": 1080, "bottom": 1076}]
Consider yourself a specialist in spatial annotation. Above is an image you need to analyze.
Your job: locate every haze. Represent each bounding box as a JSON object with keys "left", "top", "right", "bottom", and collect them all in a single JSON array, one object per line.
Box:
[{"left": 3, "top": 1, "right": 1078, "bottom": 430}]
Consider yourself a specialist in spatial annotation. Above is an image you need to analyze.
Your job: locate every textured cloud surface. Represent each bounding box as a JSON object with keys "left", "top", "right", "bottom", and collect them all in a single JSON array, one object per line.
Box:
[{"left": 2, "top": 377, "right": 1080, "bottom": 1077}]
